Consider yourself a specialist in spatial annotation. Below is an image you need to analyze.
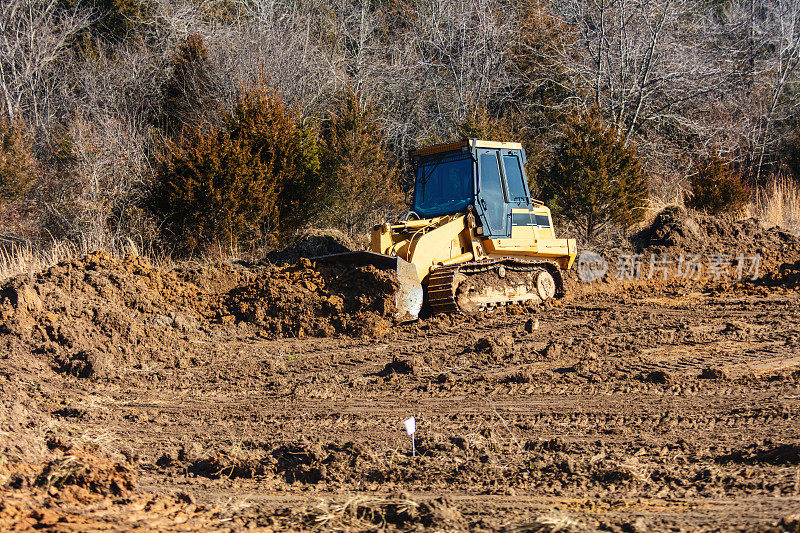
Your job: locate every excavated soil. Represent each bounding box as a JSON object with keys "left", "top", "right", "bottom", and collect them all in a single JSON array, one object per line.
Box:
[
  {"left": 264, "top": 228, "right": 356, "bottom": 266},
  {"left": 0, "top": 252, "right": 399, "bottom": 381},
  {"left": 3, "top": 210, "right": 800, "bottom": 531}
]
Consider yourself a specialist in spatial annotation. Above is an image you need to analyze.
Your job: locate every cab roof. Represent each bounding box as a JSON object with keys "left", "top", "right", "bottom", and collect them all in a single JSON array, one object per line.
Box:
[{"left": 409, "top": 139, "right": 524, "bottom": 158}]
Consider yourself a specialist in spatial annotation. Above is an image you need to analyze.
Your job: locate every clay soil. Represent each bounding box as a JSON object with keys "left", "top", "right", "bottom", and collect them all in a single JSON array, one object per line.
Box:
[{"left": 3, "top": 215, "right": 800, "bottom": 532}]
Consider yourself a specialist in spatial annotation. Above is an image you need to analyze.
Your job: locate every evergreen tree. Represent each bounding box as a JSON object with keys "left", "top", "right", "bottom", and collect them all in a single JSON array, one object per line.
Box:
[
  {"left": 686, "top": 154, "right": 749, "bottom": 215},
  {"left": 227, "top": 84, "right": 321, "bottom": 232},
  {"left": 154, "top": 125, "right": 273, "bottom": 253},
  {"left": 0, "top": 119, "right": 34, "bottom": 206},
  {"left": 539, "top": 112, "right": 648, "bottom": 241},
  {"left": 154, "top": 85, "right": 320, "bottom": 253},
  {"left": 319, "top": 90, "right": 402, "bottom": 235},
  {"left": 162, "top": 33, "right": 220, "bottom": 135}
]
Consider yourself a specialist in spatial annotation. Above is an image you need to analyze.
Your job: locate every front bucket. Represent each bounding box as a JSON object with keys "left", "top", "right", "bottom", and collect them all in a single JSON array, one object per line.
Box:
[{"left": 314, "top": 251, "right": 423, "bottom": 322}]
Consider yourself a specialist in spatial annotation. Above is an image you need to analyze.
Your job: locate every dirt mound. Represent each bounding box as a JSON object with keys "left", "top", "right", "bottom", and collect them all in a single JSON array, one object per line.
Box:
[
  {"left": 225, "top": 259, "right": 399, "bottom": 337},
  {"left": 379, "top": 356, "right": 423, "bottom": 376},
  {"left": 265, "top": 228, "right": 356, "bottom": 265},
  {"left": 0, "top": 251, "right": 238, "bottom": 379},
  {"left": 185, "top": 440, "right": 382, "bottom": 485},
  {"left": 568, "top": 207, "right": 800, "bottom": 292},
  {"left": 1, "top": 447, "right": 212, "bottom": 532},
  {"left": 635, "top": 207, "right": 800, "bottom": 260},
  {"left": 635, "top": 206, "right": 705, "bottom": 249},
  {"left": 0, "top": 251, "right": 402, "bottom": 380},
  {"left": 0, "top": 444, "right": 134, "bottom": 506}
]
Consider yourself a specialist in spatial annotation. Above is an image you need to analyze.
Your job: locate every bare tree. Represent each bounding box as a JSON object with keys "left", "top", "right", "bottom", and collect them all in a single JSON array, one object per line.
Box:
[
  {"left": 561, "top": 0, "right": 731, "bottom": 141},
  {"left": 409, "top": 0, "right": 516, "bottom": 134},
  {"left": 38, "top": 111, "right": 155, "bottom": 248},
  {"left": 748, "top": 0, "right": 800, "bottom": 182},
  {"left": 0, "top": 0, "right": 89, "bottom": 127}
]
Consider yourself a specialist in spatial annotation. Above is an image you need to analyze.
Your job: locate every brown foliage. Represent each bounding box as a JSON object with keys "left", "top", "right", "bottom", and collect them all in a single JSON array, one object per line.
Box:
[
  {"left": 227, "top": 83, "right": 322, "bottom": 231},
  {"left": 0, "top": 119, "right": 34, "bottom": 206},
  {"left": 154, "top": 84, "right": 320, "bottom": 253},
  {"left": 686, "top": 154, "right": 749, "bottom": 216},
  {"left": 456, "top": 105, "right": 518, "bottom": 143},
  {"left": 155, "top": 125, "right": 274, "bottom": 253}
]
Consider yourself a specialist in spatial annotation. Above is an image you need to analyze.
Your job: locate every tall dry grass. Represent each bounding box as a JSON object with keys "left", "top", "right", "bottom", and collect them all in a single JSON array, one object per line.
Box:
[
  {"left": 643, "top": 177, "right": 800, "bottom": 236},
  {"left": 0, "top": 241, "right": 83, "bottom": 281},
  {"left": 747, "top": 177, "right": 800, "bottom": 234},
  {"left": 0, "top": 237, "right": 145, "bottom": 283}
]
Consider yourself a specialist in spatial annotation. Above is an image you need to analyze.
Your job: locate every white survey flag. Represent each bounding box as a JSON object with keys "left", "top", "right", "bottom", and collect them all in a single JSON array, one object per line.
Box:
[{"left": 404, "top": 417, "right": 416, "bottom": 436}]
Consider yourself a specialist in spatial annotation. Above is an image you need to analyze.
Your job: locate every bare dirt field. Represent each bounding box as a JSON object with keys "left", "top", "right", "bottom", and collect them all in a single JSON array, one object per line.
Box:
[{"left": 2, "top": 212, "right": 800, "bottom": 532}]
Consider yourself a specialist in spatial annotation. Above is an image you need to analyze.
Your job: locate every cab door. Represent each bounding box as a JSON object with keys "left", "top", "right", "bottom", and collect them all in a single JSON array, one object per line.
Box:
[{"left": 475, "top": 149, "right": 510, "bottom": 237}]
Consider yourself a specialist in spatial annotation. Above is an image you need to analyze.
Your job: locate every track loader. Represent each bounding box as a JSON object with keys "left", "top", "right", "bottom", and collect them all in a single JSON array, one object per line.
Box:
[{"left": 317, "top": 139, "right": 577, "bottom": 321}]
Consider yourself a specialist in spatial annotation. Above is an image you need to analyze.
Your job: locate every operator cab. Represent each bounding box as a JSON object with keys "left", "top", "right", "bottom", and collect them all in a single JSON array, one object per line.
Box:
[{"left": 410, "top": 139, "right": 550, "bottom": 238}]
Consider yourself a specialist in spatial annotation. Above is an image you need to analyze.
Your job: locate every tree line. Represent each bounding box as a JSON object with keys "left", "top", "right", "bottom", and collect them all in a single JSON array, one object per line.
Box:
[{"left": 0, "top": 0, "right": 798, "bottom": 251}]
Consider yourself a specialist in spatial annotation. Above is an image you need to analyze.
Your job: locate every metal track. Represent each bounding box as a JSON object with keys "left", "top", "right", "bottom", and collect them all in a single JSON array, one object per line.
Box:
[{"left": 426, "top": 258, "right": 565, "bottom": 315}]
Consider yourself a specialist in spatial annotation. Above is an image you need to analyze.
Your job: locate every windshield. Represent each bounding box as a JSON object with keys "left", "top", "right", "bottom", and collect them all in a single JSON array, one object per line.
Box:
[{"left": 413, "top": 153, "right": 473, "bottom": 217}]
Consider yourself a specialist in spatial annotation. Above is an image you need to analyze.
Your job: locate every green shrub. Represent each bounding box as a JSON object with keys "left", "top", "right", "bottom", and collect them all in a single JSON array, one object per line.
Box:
[
  {"left": 0, "top": 119, "right": 35, "bottom": 206},
  {"left": 539, "top": 111, "right": 648, "bottom": 241},
  {"left": 686, "top": 154, "right": 748, "bottom": 215},
  {"left": 154, "top": 85, "right": 320, "bottom": 253},
  {"left": 318, "top": 90, "right": 402, "bottom": 235}
]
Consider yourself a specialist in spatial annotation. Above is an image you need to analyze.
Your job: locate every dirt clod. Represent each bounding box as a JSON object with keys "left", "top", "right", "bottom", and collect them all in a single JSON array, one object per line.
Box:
[
  {"left": 379, "top": 357, "right": 421, "bottom": 376},
  {"left": 699, "top": 367, "right": 728, "bottom": 380},
  {"left": 643, "top": 370, "right": 672, "bottom": 384}
]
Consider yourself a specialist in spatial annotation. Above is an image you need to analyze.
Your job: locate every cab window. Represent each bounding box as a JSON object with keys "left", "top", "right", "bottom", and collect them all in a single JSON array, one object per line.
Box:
[
  {"left": 413, "top": 153, "right": 473, "bottom": 217},
  {"left": 503, "top": 155, "right": 528, "bottom": 203}
]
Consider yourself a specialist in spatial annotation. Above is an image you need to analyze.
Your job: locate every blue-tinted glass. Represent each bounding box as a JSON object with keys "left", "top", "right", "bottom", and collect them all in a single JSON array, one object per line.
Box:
[
  {"left": 480, "top": 154, "right": 505, "bottom": 233},
  {"left": 413, "top": 155, "right": 473, "bottom": 217},
  {"left": 503, "top": 155, "right": 528, "bottom": 202},
  {"left": 535, "top": 214, "right": 550, "bottom": 227}
]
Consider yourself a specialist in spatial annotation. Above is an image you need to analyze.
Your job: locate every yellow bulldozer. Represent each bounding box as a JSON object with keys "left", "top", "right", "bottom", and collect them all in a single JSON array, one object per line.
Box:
[{"left": 318, "top": 139, "right": 577, "bottom": 320}]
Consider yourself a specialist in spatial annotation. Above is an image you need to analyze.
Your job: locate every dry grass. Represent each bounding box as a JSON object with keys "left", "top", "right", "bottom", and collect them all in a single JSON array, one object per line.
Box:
[
  {"left": 308, "top": 494, "right": 420, "bottom": 529},
  {"left": 0, "top": 241, "right": 83, "bottom": 281},
  {"left": 746, "top": 177, "right": 800, "bottom": 234},
  {"left": 0, "top": 237, "right": 148, "bottom": 282},
  {"left": 643, "top": 177, "right": 800, "bottom": 236}
]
